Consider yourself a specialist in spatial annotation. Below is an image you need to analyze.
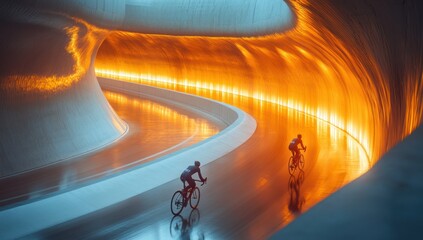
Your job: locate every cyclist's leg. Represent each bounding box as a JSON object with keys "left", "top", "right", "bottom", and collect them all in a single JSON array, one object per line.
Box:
[
  {"left": 294, "top": 148, "right": 300, "bottom": 164},
  {"left": 182, "top": 181, "right": 188, "bottom": 194},
  {"left": 289, "top": 150, "right": 293, "bottom": 167},
  {"left": 184, "top": 177, "right": 195, "bottom": 206},
  {"left": 186, "top": 177, "right": 196, "bottom": 195},
  {"left": 290, "top": 149, "right": 295, "bottom": 157},
  {"left": 181, "top": 176, "right": 191, "bottom": 199}
]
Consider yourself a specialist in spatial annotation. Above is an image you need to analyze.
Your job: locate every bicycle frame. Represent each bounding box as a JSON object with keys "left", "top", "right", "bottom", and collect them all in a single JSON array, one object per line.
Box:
[
  {"left": 183, "top": 179, "right": 205, "bottom": 197},
  {"left": 171, "top": 179, "right": 206, "bottom": 215},
  {"left": 288, "top": 148, "right": 306, "bottom": 175}
]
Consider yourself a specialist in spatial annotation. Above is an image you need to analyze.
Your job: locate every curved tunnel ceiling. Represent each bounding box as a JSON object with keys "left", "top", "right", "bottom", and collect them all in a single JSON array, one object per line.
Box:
[{"left": 121, "top": 0, "right": 293, "bottom": 36}]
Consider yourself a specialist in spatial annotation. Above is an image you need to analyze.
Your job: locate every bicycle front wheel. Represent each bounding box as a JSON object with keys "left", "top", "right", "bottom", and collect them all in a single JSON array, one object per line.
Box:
[
  {"left": 298, "top": 154, "right": 305, "bottom": 170},
  {"left": 288, "top": 156, "right": 296, "bottom": 175},
  {"left": 190, "top": 187, "right": 201, "bottom": 209},
  {"left": 171, "top": 191, "right": 185, "bottom": 215}
]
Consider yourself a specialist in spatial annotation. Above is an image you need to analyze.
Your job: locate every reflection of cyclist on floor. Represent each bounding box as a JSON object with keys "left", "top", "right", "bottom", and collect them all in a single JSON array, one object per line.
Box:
[
  {"left": 288, "top": 171, "right": 305, "bottom": 213},
  {"left": 288, "top": 134, "right": 306, "bottom": 166},
  {"left": 180, "top": 161, "right": 207, "bottom": 205},
  {"left": 170, "top": 209, "right": 204, "bottom": 239}
]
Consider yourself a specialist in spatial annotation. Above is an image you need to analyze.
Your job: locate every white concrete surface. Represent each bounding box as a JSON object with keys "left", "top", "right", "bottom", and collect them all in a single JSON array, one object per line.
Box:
[
  {"left": 122, "top": 0, "right": 293, "bottom": 36},
  {"left": 2, "top": 0, "right": 293, "bottom": 35},
  {"left": 0, "top": 5, "right": 127, "bottom": 177},
  {"left": 0, "top": 79, "right": 257, "bottom": 240}
]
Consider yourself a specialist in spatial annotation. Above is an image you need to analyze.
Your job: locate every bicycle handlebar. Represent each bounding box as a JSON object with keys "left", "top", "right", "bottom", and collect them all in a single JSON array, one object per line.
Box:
[{"left": 193, "top": 178, "right": 207, "bottom": 186}]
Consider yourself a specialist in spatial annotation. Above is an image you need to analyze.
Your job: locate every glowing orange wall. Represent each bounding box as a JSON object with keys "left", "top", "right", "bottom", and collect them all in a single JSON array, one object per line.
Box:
[{"left": 95, "top": 0, "right": 423, "bottom": 165}]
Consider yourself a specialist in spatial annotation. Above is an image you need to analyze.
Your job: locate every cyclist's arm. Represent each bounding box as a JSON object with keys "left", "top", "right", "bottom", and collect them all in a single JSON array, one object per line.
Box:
[
  {"left": 197, "top": 169, "right": 206, "bottom": 182},
  {"left": 299, "top": 139, "right": 305, "bottom": 149}
]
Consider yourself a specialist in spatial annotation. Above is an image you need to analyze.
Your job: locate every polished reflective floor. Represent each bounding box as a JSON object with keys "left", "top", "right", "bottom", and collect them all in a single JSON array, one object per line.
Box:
[
  {"left": 0, "top": 89, "right": 222, "bottom": 208},
  {"left": 27, "top": 86, "right": 369, "bottom": 239}
]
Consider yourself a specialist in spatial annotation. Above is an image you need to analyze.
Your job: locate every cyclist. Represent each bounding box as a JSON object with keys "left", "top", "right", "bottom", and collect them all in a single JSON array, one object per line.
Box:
[
  {"left": 288, "top": 134, "right": 307, "bottom": 166},
  {"left": 180, "top": 161, "right": 207, "bottom": 205}
]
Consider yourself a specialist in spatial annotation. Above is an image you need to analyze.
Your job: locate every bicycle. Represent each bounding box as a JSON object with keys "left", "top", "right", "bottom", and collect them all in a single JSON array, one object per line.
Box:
[
  {"left": 171, "top": 179, "right": 206, "bottom": 215},
  {"left": 288, "top": 148, "right": 306, "bottom": 175}
]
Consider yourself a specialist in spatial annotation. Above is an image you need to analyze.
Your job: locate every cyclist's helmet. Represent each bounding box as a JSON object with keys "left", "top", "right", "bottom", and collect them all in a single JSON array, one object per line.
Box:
[
  {"left": 195, "top": 161, "right": 201, "bottom": 167},
  {"left": 297, "top": 134, "right": 302, "bottom": 139}
]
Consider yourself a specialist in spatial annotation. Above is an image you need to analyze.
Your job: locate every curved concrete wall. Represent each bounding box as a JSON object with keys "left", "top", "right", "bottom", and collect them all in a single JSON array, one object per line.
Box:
[
  {"left": 2, "top": 0, "right": 293, "bottom": 36},
  {"left": 121, "top": 0, "right": 293, "bottom": 36},
  {"left": 269, "top": 0, "right": 423, "bottom": 237},
  {"left": 0, "top": 0, "right": 292, "bottom": 177},
  {"left": 0, "top": 2, "right": 127, "bottom": 177}
]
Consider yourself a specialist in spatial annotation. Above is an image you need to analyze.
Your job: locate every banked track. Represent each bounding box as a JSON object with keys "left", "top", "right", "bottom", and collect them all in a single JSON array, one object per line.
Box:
[{"left": 0, "top": 78, "right": 256, "bottom": 240}]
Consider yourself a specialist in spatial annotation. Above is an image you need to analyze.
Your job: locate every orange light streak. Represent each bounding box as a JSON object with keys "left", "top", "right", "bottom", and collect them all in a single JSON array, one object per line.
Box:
[
  {"left": 103, "top": 90, "right": 220, "bottom": 140},
  {"left": 95, "top": 66, "right": 371, "bottom": 169},
  {"left": 3, "top": 17, "right": 105, "bottom": 93}
]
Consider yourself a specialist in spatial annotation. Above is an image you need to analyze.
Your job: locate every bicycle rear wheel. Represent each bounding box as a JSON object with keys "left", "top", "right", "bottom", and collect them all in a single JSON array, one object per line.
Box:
[
  {"left": 298, "top": 154, "right": 305, "bottom": 170},
  {"left": 288, "top": 156, "right": 296, "bottom": 175},
  {"left": 189, "top": 187, "right": 201, "bottom": 209},
  {"left": 171, "top": 191, "right": 184, "bottom": 215}
]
